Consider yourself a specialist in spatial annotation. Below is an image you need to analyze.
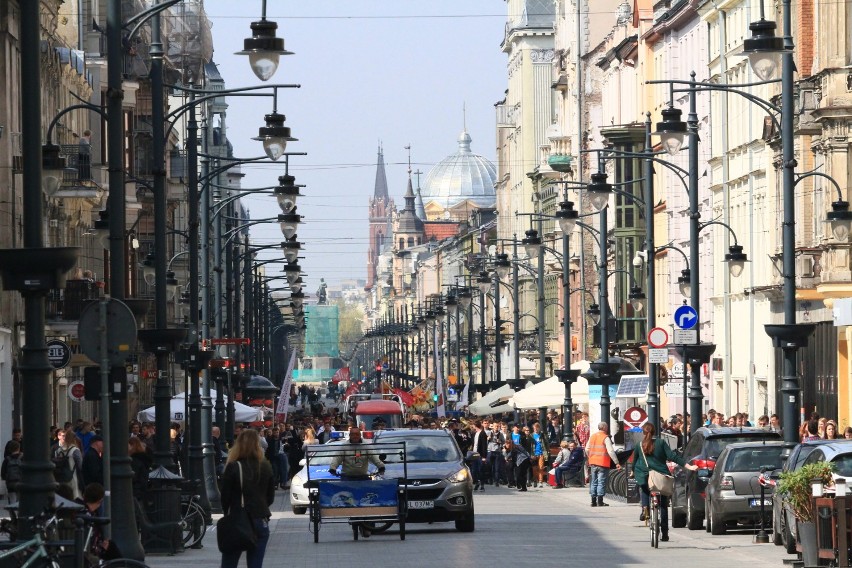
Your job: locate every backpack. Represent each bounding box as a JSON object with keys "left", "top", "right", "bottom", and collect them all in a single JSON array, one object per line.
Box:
[
  {"left": 5, "top": 456, "right": 22, "bottom": 489},
  {"left": 52, "top": 448, "right": 74, "bottom": 483}
]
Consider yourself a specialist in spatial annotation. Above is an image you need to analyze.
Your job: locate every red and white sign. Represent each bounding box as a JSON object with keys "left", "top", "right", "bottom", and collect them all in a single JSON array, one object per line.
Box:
[
  {"left": 647, "top": 327, "right": 669, "bottom": 348},
  {"left": 624, "top": 406, "right": 648, "bottom": 428},
  {"left": 68, "top": 380, "right": 86, "bottom": 403}
]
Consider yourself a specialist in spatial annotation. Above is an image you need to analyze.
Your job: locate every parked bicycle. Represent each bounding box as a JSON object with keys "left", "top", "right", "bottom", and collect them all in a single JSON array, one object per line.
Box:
[
  {"left": 180, "top": 493, "right": 206, "bottom": 548},
  {"left": 649, "top": 489, "right": 661, "bottom": 549}
]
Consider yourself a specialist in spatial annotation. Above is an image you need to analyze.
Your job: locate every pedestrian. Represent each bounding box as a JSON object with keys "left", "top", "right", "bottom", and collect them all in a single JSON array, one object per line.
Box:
[
  {"left": 54, "top": 428, "right": 84, "bottom": 500},
  {"left": 585, "top": 422, "right": 620, "bottom": 507},
  {"left": 502, "top": 439, "right": 531, "bottom": 491},
  {"left": 316, "top": 418, "right": 335, "bottom": 444},
  {"left": 76, "top": 421, "right": 95, "bottom": 455},
  {"left": 552, "top": 440, "right": 585, "bottom": 488},
  {"left": 1, "top": 441, "right": 22, "bottom": 504},
  {"left": 220, "top": 429, "right": 275, "bottom": 568},
  {"left": 81, "top": 435, "right": 104, "bottom": 487},
  {"left": 469, "top": 421, "right": 488, "bottom": 491},
  {"left": 633, "top": 423, "right": 697, "bottom": 542},
  {"left": 128, "top": 436, "right": 153, "bottom": 503},
  {"left": 529, "top": 422, "right": 549, "bottom": 488},
  {"left": 3, "top": 428, "right": 22, "bottom": 459},
  {"left": 487, "top": 422, "right": 506, "bottom": 487},
  {"left": 826, "top": 420, "right": 840, "bottom": 440},
  {"left": 845, "top": 426, "right": 852, "bottom": 440},
  {"left": 212, "top": 426, "right": 225, "bottom": 477}
]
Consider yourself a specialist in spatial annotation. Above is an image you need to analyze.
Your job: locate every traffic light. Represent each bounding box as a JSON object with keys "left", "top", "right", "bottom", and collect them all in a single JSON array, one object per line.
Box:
[{"left": 432, "top": 393, "right": 439, "bottom": 402}]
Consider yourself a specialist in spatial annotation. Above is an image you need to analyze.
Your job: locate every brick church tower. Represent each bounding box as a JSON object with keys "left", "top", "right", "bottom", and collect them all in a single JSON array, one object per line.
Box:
[{"left": 366, "top": 146, "right": 394, "bottom": 290}]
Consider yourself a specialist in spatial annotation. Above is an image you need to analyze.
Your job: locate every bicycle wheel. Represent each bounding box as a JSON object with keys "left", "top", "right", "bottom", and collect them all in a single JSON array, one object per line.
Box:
[
  {"left": 101, "top": 560, "right": 151, "bottom": 568},
  {"left": 180, "top": 501, "right": 207, "bottom": 548},
  {"left": 650, "top": 503, "right": 659, "bottom": 548}
]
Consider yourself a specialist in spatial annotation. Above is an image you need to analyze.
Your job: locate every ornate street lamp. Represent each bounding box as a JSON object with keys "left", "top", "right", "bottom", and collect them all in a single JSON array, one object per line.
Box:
[
  {"left": 653, "top": 106, "right": 688, "bottom": 156},
  {"left": 522, "top": 229, "right": 542, "bottom": 258},
  {"left": 278, "top": 209, "right": 301, "bottom": 239},
  {"left": 586, "top": 172, "right": 612, "bottom": 212},
  {"left": 555, "top": 200, "right": 579, "bottom": 234},
  {"left": 236, "top": 9, "right": 293, "bottom": 81},
  {"left": 274, "top": 173, "right": 300, "bottom": 212},
  {"left": 253, "top": 112, "right": 297, "bottom": 161}
]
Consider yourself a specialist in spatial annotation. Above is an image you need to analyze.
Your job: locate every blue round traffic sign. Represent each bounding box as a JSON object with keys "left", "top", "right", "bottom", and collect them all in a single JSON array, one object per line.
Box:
[{"left": 674, "top": 305, "right": 698, "bottom": 330}]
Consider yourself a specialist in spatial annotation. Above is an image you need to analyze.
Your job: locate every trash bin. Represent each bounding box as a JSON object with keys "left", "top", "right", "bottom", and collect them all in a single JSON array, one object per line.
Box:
[{"left": 142, "top": 466, "right": 183, "bottom": 554}]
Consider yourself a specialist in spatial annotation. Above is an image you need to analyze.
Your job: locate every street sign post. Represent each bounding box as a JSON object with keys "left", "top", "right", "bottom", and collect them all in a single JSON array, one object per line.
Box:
[
  {"left": 673, "top": 329, "right": 698, "bottom": 344},
  {"left": 674, "top": 305, "right": 698, "bottom": 329},
  {"left": 624, "top": 406, "right": 648, "bottom": 428},
  {"left": 664, "top": 381, "right": 684, "bottom": 396},
  {"left": 649, "top": 348, "right": 670, "bottom": 364}
]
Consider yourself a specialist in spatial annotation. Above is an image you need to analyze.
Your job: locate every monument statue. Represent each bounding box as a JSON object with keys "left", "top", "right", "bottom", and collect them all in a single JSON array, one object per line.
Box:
[{"left": 317, "top": 278, "right": 328, "bottom": 305}]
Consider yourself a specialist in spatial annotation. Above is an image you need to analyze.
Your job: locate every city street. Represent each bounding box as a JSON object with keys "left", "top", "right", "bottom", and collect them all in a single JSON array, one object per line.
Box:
[{"left": 147, "top": 484, "right": 792, "bottom": 568}]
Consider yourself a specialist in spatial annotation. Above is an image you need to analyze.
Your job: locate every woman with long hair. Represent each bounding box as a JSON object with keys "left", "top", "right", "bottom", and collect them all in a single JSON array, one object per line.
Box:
[
  {"left": 825, "top": 420, "right": 840, "bottom": 440},
  {"left": 220, "top": 429, "right": 275, "bottom": 568},
  {"left": 54, "top": 428, "right": 83, "bottom": 500},
  {"left": 632, "top": 423, "right": 697, "bottom": 542},
  {"left": 128, "top": 436, "right": 153, "bottom": 503}
]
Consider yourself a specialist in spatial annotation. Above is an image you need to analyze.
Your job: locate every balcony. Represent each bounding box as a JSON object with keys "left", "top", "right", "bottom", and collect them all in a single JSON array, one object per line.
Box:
[
  {"left": 46, "top": 279, "right": 105, "bottom": 321},
  {"left": 496, "top": 103, "right": 519, "bottom": 129},
  {"left": 52, "top": 145, "right": 102, "bottom": 199}
]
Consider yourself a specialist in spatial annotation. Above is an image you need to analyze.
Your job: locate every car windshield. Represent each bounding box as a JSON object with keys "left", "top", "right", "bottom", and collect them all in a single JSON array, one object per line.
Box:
[
  {"left": 723, "top": 447, "right": 784, "bottom": 472},
  {"left": 704, "top": 434, "right": 779, "bottom": 459},
  {"left": 831, "top": 454, "right": 852, "bottom": 477},
  {"left": 377, "top": 436, "right": 462, "bottom": 463}
]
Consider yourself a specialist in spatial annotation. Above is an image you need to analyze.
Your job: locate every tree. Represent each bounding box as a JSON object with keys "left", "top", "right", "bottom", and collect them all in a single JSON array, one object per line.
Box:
[{"left": 335, "top": 298, "right": 365, "bottom": 357}]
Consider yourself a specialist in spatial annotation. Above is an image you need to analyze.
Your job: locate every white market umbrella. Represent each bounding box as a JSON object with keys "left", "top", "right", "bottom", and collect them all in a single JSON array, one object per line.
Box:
[
  {"left": 468, "top": 383, "right": 528, "bottom": 416},
  {"left": 512, "top": 360, "right": 591, "bottom": 409},
  {"left": 137, "top": 390, "right": 263, "bottom": 423}
]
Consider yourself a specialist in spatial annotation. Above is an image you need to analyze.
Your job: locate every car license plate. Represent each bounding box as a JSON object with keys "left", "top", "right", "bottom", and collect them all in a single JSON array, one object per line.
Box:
[
  {"left": 407, "top": 500, "right": 434, "bottom": 509},
  {"left": 749, "top": 498, "right": 772, "bottom": 507}
]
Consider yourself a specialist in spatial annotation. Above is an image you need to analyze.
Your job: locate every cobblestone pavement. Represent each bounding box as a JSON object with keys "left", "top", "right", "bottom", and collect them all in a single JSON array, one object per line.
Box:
[{"left": 145, "top": 483, "right": 793, "bottom": 568}]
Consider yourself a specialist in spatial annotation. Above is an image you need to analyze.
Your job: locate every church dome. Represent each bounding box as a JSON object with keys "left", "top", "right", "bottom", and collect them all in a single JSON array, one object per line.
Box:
[{"left": 421, "top": 131, "right": 497, "bottom": 210}]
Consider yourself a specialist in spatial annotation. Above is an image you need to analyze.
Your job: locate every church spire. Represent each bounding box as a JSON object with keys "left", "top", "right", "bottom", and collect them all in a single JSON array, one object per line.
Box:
[{"left": 373, "top": 144, "right": 389, "bottom": 200}]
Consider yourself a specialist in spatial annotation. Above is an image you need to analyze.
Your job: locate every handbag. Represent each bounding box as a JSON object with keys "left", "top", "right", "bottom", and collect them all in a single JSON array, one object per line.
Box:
[
  {"left": 217, "top": 461, "right": 257, "bottom": 553},
  {"left": 641, "top": 446, "right": 674, "bottom": 497}
]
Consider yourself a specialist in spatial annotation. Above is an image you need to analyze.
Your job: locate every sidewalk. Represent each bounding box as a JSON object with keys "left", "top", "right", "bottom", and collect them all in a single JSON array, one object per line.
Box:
[{"left": 145, "top": 483, "right": 794, "bottom": 567}]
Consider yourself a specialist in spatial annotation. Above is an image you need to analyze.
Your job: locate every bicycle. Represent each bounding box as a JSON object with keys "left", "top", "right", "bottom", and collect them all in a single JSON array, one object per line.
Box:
[
  {"left": 179, "top": 494, "right": 206, "bottom": 549},
  {"left": 649, "top": 490, "right": 661, "bottom": 549},
  {"left": 0, "top": 511, "right": 62, "bottom": 567},
  {"left": 76, "top": 513, "right": 151, "bottom": 568}
]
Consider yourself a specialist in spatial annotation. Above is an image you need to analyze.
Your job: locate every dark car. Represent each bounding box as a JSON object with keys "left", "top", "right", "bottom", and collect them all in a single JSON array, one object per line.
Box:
[
  {"left": 704, "top": 441, "right": 784, "bottom": 534},
  {"left": 373, "top": 429, "right": 475, "bottom": 532},
  {"left": 772, "top": 439, "right": 852, "bottom": 553},
  {"left": 671, "top": 426, "right": 781, "bottom": 530}
]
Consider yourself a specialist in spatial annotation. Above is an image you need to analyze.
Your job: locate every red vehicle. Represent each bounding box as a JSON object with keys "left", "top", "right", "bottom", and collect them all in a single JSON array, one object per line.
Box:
[{"left": 345, "top": 394, "right": 406, "bottom": 430}]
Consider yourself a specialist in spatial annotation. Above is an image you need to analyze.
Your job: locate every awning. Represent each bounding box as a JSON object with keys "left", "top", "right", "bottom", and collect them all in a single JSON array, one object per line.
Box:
[
  {"left": 468, "top": 384, "right": 516, "bottom": 416},
  {"left": 512, "top": 360, "right": 591, "bottom": 409}
]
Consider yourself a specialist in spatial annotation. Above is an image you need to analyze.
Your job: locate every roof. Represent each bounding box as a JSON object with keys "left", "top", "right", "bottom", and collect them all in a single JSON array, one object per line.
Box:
[
  {"left": 423, "top": 221, "right": 459, "bottom": 242},
  {"left": 420, "top": 131, "right": 496, "bottom": 211},
  {"left": 375, "top": 429, "right": 454, "bottom": 439},
  {"left": 373, "top": 146, "right": 389, "bottom": 201},
  {"left": 699, "top": 426, "right": 781, "bottom": 437}
]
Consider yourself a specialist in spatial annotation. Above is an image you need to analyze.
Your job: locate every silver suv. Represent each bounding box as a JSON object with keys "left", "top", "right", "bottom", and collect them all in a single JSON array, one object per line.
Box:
[{"left": 373, "top": 429, "right": 475, "bottom": 532}]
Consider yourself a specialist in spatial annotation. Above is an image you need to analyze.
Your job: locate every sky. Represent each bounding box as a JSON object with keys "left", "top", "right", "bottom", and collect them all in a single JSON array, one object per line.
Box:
[{"left": 203, "top": 1, "right": 508, "bottom": 297}]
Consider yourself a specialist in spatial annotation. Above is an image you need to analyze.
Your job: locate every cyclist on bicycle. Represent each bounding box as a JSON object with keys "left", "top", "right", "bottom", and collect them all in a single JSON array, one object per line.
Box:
[
  {"left": 632, "top": 423, "right": 697, "bottom": 542},
  {"left": 78, "top": 483, "right": 122, "bottom": 560}
]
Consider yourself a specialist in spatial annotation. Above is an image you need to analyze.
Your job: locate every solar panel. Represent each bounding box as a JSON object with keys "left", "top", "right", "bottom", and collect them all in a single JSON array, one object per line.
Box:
[{"left": 616, "top": 374, "right": 650, "bottom": 398}]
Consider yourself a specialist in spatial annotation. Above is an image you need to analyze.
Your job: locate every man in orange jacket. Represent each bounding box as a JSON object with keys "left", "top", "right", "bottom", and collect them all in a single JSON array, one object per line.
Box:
[{"left": 584, "top": 422, "right": 620, "bottom": 507}]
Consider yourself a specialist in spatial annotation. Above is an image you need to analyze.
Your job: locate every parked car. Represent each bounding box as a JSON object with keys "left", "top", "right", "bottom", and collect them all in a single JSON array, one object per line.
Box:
[
  {"left": 671, "top": 426, "right": 781, "bottom": 530},
  {"left": 772, "top": 439, "right": 852, "bottom": 553},
  {"left": 373, "top": 429, "right": 475, "bottom": 532},
  {"left": 704, "top": 441, "right": 785, "bottom": 534}
]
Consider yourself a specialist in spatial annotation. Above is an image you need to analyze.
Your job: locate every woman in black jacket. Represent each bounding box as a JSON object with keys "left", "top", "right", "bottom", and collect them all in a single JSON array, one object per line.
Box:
[
  {"left": 502, "top": 440, "right": 531, "bottom": 491},
  {"left": 220, "top": 429, "right": 275, "bottom": 568}
]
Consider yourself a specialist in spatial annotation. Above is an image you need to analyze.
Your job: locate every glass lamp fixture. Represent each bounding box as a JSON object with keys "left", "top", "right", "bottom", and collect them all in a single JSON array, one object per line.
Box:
[
  {"left": 725, "top": 244, "right": 748, "bottom": 278},
  {"left": 417, "top": 316, "right": 427, "bottom": 332},
  {"left": 290, "top": 277, "right": 303, "bottom": 293},
  {"left": 523, "top": 229, "right": 542, "bottom": 258},
  {"left": 425, "top": 309, "right": 436, "bottom": 324},
  {"left": 93, "top": 209, "right": 110, "bottom": 250},
  {"left": 457, "top": 288, "right": 473, "bottom": 311},
  {"left": 41, "top": 143, "right": 65, "bottom": 196},
  {"left": 741, "top": 18, "right": 786, "bottom": 81},
  {"left": 253, "top": 112, "right": 297, "bottom": 161},
  {"left": 166, "top": 270, "right": 179, "bottom": 300},
  {"left": 274, "top": 174, "right": 300, "bottom": 213},
  {"left": 445, "top": 294, "right": 458, "bottom": 317},
  {"left": 494, "top": 253, "right": 511, "bottom": 280},
  {"left": 678, "top": 269, "right": 692, "bottom": 298},
  {"left": 556, "top": 200, "right": 579, "bottom": 234},
  {"left": 289, "top": 290, "right": 305, "bottom": 309},
  {"left": 477, "top": 271, "right": 492, "bottom": 295},
  {"left": 826, "top": 199, "right": 852, "bottom": 242},
  {"left": 284, "top": 262, "right": 301, "bottom": 285},
  {"left": 278, "top": 210, "right": 301, "bottom": 239},
  {"left": 586, "top": 172, "right": 612, "bottom": 211},
  {"left": 812, "top": 478, "right": 824, "bottom": 498},
  {"left": 628, "top": 286, "right": 646, "bottom": 313},
  {"left": 235, "top": 18, "right": 293, "bottom": 81},
  {"left": 434, "top": 306, "right": 446, "bottom": 323},
  {"left": 280, "top": 239, "right": 301, "bottom": 263},
  {"left": 587, "top": 303, "right": 601, "bottom": 326},
  {"left": 141, "top": 253, "right": 156, "bottom": 285},
  {"left": 653, "top": 106, "right": 687, "bottom": 156},
  {"left": 837, "top": 478, "right": 848, "bottom": 498}
]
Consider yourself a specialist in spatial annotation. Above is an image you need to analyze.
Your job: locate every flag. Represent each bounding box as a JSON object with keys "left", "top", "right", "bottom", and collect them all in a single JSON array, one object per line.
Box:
[
  {"left": 276, "top": 350, "right": 298, "bottom": 420},
  {"left": 393, "top": 388, "right": 414, "bottom": 407},
  {"left": 331, "top": 367, "right": 350, "bottom": 384},
  {"left": 434, "top": 325, "right": 445, "bottom": 418},
  {"left": 458, "top": 381, "right": 470, "bottom": 408}
]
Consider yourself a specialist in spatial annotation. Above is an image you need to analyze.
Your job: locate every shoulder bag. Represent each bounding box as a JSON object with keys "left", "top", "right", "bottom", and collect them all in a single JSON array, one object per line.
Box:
[
  {"left": 216, "top": 461, "right": 257, "bottom": 553},
  {"left": 641, "top": 445, "right": 674, "bottom": 497}
]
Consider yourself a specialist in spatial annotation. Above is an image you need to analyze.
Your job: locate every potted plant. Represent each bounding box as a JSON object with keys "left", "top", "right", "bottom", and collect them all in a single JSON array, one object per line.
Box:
[{"left": 776, "top": 461, "right": 835, "bottom": 565}]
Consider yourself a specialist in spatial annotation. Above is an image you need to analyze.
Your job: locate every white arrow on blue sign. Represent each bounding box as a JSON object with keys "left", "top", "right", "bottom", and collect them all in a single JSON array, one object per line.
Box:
[{"left": 674, "top": 305, "right": 698, "bottom": 329}]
